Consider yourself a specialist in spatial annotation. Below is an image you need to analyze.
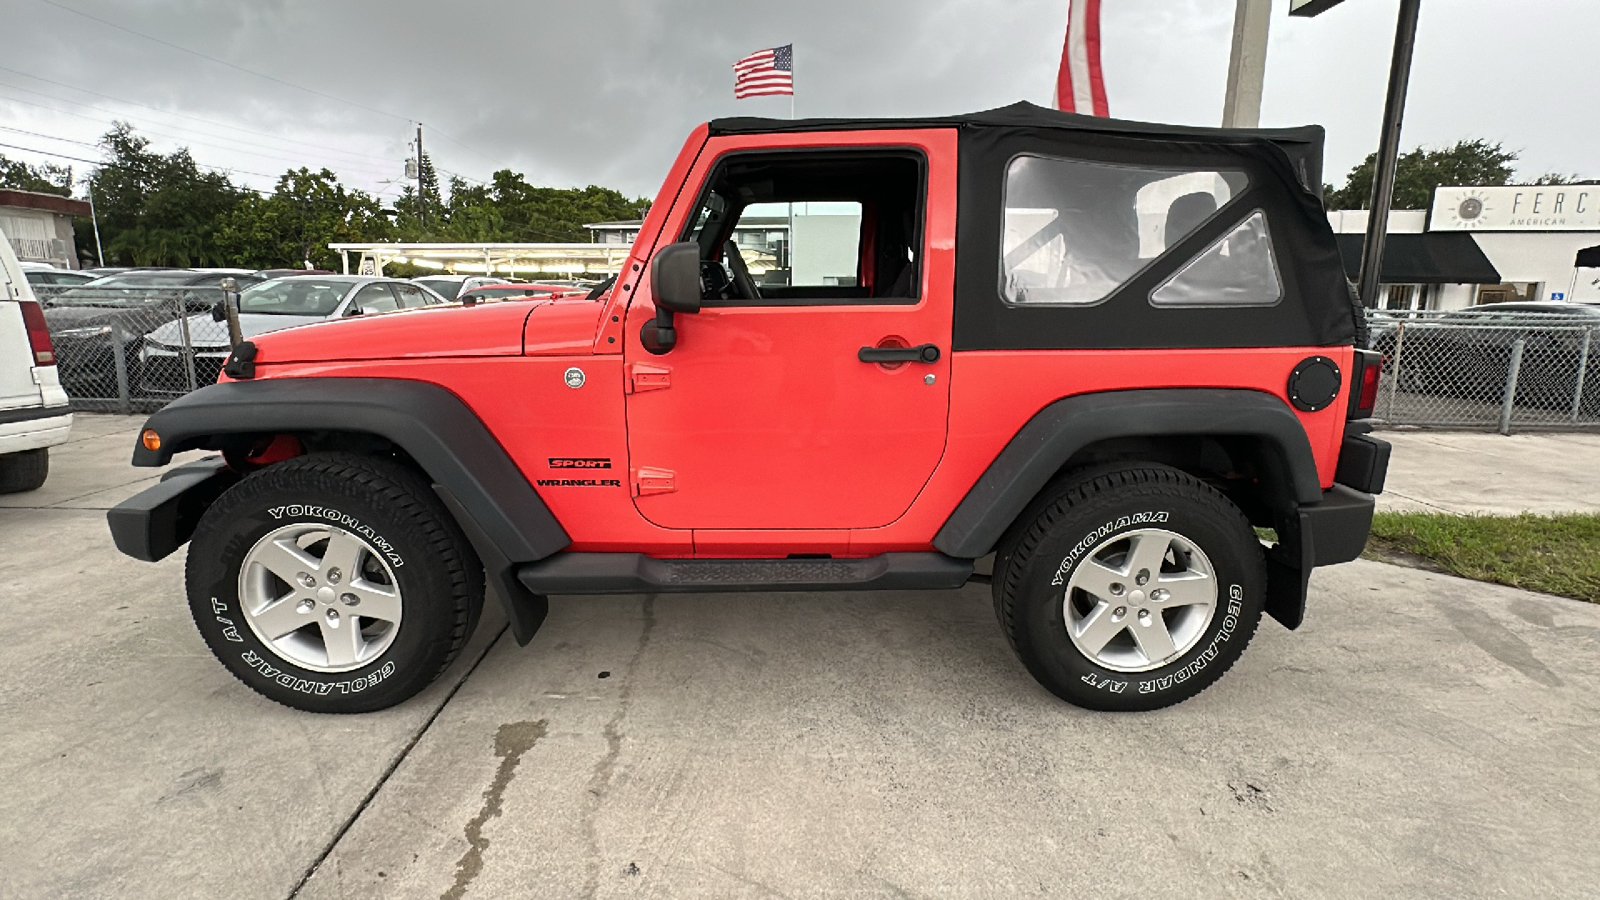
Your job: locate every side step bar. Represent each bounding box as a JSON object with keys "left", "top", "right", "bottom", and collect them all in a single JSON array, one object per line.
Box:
[{"left": 516, "top": 552, "right": 974, "bottom": 595}]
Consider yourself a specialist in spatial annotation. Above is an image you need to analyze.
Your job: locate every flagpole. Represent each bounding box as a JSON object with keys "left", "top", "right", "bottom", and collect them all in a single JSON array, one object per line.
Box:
[{"left": 789, "top": 47, "right": 796, "bottom": 119}]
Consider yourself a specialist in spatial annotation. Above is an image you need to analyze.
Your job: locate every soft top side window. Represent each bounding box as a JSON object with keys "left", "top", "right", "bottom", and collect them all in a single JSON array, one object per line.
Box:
[
  {"left": 1000, "top": 155, "right": 1247, "bottom": 306},
  {"left": 678, "top": 151, "right": 925, "bottom": 305}
]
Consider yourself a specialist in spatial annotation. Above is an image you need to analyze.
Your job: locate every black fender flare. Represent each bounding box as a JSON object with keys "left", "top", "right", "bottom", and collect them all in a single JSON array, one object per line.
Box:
[
  {"left": 131, "top": 378, "right": 570, "bottom": 644},
  {"left": 932, "top": 388, "right": 1323, "bottom": 559}
]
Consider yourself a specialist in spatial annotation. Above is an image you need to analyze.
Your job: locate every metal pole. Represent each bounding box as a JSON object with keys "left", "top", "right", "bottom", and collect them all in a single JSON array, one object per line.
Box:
[
  {"left": 1571, "top": 329, "right": 1592, "bottom": 422},
  {"left": 1499, "top": 338, "right": 1525, "bottom": 435},
  {"left": 1356, "top": 0, "right": 1423, "bottom": 310},
  {"left": 176, "top": 293, "right": 198, "bottom": 393},
  {"left": 416, "top": 124, "right": 426, "bottom": 230},
  {"left": 109, "top": 330, "right": 130, "bottom": 415},
  {"left": 1222, "top": 0, "right": 1272, "bottom": 128},
  {"left": 86, "top": 182, "right": 104, "bottom": 268},
  {"left": 220, "top": 277, "right": 243, "bottom": 350}
]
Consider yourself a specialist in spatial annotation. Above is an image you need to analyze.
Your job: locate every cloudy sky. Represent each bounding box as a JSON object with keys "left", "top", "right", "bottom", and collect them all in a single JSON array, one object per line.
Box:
[{"left": 0, "top": 0, "right": 1594, "bottom": 204}]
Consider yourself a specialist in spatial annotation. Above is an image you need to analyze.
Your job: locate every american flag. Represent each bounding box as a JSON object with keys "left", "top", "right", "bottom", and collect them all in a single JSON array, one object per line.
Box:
[
  {"left": 733, "top": 44, "right": 794, "bottom": 99},
  {"left": 1055, "top": 0, "right": 1108, "bottom": 116}
]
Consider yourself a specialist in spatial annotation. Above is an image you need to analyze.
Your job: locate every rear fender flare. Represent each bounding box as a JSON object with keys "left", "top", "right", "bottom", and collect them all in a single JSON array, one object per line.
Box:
[{"left": 933, "top": 388, "right": 1323, "bottom": 559}]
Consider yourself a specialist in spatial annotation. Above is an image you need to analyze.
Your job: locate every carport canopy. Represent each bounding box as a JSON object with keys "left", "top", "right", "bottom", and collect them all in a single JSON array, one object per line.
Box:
[{"left": 1333, "top": 233, "right": 1500, "bottom": 284}]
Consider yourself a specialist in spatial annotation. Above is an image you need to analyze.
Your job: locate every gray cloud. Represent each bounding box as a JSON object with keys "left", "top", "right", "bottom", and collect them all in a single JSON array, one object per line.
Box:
[{"left": 1, "top": 0, "right": 1594, "bottom": 203}]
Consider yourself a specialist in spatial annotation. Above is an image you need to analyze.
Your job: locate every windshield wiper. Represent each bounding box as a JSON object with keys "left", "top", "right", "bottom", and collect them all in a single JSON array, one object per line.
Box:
[{"left": 585, "top": 274, "right": 618, "bottom": 302}]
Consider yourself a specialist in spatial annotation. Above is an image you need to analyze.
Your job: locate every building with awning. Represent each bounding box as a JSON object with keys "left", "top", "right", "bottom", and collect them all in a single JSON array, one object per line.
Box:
[{"left": 1331, "top": 185, "right": 1600, "bottom": 310}]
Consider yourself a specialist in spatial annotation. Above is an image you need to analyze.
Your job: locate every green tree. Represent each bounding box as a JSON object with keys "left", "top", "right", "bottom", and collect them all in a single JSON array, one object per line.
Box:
[
  {"left": 87, "top": 123, "right": 247, "bottom": 266},
  {"left": 0, "top": 153, "right": 73, "bottom": 196},
  {"left": 1325, "top": 139, "right": 1518, "bottom": 210},
  {"left": 216, "top": 167, "right": 393, "bottom": 269}
]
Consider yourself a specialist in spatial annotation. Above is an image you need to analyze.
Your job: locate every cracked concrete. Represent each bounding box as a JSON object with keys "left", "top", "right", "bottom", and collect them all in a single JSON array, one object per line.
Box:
[
  {"left": 5, "top": 415, "right": 1600, "bottom": 899},
  {"left": 1377, "top": 430, "right": 1600, "bottom": 515}
]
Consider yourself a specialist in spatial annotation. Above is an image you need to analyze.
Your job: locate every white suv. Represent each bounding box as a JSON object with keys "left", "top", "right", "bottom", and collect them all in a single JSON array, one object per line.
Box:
[{"left": 0, "top": 236, "right": 71, "bottom": 492}]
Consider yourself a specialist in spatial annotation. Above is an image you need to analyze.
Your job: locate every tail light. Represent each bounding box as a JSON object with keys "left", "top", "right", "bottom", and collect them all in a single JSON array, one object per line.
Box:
[
  {"left": 17, "top": 300, "right": 55, "bottom": 366},
  {"left": 1349, "top": 348, "right": 1381, "bottom": 419}
]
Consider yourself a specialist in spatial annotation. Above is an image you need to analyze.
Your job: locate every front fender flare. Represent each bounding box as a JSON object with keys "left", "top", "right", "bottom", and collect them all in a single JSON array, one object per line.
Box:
[{"left": 131, "top": 378, "right": 570, "bottom": 644}]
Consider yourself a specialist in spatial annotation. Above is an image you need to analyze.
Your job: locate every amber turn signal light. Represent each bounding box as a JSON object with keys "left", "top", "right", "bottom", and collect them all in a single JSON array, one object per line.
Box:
[{"left": 140, "top": 429, "right": 161, "bottom": 451}]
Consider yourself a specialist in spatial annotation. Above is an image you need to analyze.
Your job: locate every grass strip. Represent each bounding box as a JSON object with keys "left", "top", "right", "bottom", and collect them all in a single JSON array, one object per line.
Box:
[{"left": 1365, "top": 511, "right": 1600, "bottom": 603}]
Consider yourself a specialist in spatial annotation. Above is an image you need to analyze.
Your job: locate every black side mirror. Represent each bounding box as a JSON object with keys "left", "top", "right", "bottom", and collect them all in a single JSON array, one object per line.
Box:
[
  {"left": 344, "top": 306, "right": 364, "bottom": 317},
  {"left": 210, "top": 299, "right": 227, "bottom": 322},
  {"left": 641, "top": 242, "right": 702, "bottom": 355},
  {"left": 652, "top": 242, "right": 702, "bottom": 314}
]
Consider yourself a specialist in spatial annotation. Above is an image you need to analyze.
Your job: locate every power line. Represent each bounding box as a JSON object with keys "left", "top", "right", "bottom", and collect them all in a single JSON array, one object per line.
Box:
[
  {"left": 424, "top": 126, "right": 504, "bottom": 171},
  {"left": 32, "top": 0, "right": 410, "bottom": 124},
  {"left": 0, "top": 87, "right": 400, "bottom": 179},
  {"left": 0, "top": 137, "right": 271, "bottom": 193},
  {"left": 0, "top": 63, "right": 403, "bottom": 167}
]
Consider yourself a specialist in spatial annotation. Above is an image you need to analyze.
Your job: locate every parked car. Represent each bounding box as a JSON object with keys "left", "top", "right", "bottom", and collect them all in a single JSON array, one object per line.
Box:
[
  {"left": 43, "top": 270, "right": 263, "bottom": 397},
  {"left": 1373, "top": 302, "right": 1600, "bottom": 414},
  {"left": 111, "top": 103, "right": 1389, "bottom": 715},
  {"left": 139, "top": 276, "right": 448, "bottom": 394},
  {"left": 20, "top": 263, "right": 97, "bottom": 288},
  {"left": 411, "top": 274, "right": 510, "bottom": 300},
  {"left": 0, "top": 235, "right": 72, "bottom": 492},
  {"left": 458, "top": 283, "right": 588, "bottom": 304}
]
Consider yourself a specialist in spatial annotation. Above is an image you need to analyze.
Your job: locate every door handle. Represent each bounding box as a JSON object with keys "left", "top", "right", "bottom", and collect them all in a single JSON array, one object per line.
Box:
[{"left": 858, "top": 343, "right": 940, "bottom": 364}]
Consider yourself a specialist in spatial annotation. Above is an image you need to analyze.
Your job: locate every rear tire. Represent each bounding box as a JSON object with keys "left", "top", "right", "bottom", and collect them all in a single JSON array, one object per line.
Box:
[
  {"left": 0, "top": 448, "right": 49, "bottom": 494},
  {"left": 185, "top": 453, "right": 484, "bottom": 713},
  {"left": 993, "top": 464, "right": 1266, "bottom": 711}
]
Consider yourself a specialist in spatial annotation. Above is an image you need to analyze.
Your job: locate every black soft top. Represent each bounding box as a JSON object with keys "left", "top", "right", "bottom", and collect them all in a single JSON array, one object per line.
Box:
[{"left": 710, "top": 101, "right": 1326, "bottom": 192}]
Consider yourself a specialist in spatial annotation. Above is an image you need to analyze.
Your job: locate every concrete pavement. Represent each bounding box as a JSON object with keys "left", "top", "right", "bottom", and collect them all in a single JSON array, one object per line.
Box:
[
  {"left": 1377, "top": 429, "right": 1600, "bottom": 515},
  {"left": 2, "top": 415, "right": 1598, "bottom": 899}
]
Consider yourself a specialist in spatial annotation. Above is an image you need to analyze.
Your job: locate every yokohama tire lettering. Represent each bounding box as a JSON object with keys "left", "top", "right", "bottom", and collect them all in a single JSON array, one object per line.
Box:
[
  {"left": 267, "top": 505, "right": 404, "bottom": 567},
  {"left": 240, "top": 650, "right": 396, "bottom": 695},
  {"left": 1051, "top": 511, "right": 1171, "bottom": 586}
]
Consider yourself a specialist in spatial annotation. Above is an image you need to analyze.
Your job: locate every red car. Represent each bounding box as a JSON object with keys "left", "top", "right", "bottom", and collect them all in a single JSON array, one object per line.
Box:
[{"left": 108, "top": 103, "right": 1387, "bottom": 714}]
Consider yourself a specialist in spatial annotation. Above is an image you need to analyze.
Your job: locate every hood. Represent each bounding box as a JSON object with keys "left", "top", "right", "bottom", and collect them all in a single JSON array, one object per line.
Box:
[
  {"left": 145, "top": 312, "right": 324, "bottom": 349},
  {"left": 250, "top": 298, "right": 595, "bottom": 364}
]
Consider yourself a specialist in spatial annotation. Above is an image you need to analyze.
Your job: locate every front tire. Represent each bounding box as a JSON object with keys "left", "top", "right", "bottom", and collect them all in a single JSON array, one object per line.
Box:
[
  {"left": 186, "top": 453, "right": 484, "bottom": 713},
  {"left": 993, "top": 464, "right": 1266, "bottom": 711}
]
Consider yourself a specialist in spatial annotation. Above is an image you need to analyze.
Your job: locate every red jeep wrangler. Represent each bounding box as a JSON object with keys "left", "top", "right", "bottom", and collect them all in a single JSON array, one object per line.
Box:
[{"left": 108, "top": 103, "right": 1389, "bottom": 714}]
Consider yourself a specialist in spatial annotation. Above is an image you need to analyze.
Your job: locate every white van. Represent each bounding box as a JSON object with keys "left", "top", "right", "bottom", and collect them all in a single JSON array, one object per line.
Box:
[{"left": 0, "top": 234, "right": 71, "bottom": 492}]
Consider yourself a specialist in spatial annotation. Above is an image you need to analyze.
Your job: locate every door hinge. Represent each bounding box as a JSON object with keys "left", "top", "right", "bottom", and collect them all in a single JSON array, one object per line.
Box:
[
  {"left": 631, "top": 467, "right": 676, "bottom": 497},
  {"left": 626, "top": 363, "right": 671, "bottom": 394}
]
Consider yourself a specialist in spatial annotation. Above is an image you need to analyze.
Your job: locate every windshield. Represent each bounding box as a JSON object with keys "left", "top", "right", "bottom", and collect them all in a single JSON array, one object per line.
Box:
[
  {"left": 414, "top": 278, "right": 463, "bottom": 300},
  {"left": 237, "top": 279, "right": 352, "bottom": 316}
]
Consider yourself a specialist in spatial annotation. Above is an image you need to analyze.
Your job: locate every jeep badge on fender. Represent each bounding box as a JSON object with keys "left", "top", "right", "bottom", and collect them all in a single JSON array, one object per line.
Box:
[{"left": 105, "top": 102, "right": 1387, "bottom": 714}]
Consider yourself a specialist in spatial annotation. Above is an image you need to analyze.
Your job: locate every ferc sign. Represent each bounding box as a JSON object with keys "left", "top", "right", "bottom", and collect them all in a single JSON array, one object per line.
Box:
[{"left": 1432, "top": 185, "right": 1600, "bottom": 232}]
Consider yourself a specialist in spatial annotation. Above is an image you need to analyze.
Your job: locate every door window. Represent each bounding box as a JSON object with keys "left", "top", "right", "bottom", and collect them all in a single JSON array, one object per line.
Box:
[
  {"left": 679, "top": 152, "right": 924, "bottom": 304},
  {"left": 350, "top": 283, "right": 399, "bottom": 314},
  {"left": 394, "top": 284, "right": 435, "bottom": 308}
]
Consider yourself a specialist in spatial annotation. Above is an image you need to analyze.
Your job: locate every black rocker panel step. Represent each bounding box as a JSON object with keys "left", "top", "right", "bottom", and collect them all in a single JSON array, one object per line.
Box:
[{"left": 515, "top": 552, "right": 973, "bottom": 595}]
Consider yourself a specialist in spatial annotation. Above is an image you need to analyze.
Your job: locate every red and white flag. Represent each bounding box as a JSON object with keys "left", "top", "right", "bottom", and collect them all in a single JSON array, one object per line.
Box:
[
  {"left": 734, "top": 44, "right": 794, "bottom": 99},
  {"left": 1054, "top": 0, "right": 1108, "bottom": 116}
]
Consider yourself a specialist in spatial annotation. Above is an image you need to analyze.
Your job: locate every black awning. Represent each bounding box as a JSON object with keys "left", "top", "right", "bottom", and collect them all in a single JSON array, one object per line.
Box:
[
  {"left": 1575, "top": 245, "right": 1600, "bottom": 268},
  {"left": 1334, "top": 232, "right": 1501, "bottom": 284}
]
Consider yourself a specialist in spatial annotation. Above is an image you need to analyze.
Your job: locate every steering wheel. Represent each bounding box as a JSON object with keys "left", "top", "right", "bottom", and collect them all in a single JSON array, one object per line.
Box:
[
  {"left": 724, "top": 241, "right": 762, "bottom": 302},
  {"left": 699, "top": 259, "right": 731, "bottom": 299}
]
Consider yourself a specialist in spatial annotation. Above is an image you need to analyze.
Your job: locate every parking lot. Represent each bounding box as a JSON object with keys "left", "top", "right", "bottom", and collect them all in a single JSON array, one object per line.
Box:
[{"left": 4, "top": 416, "right": 1600, "bottom": 899}]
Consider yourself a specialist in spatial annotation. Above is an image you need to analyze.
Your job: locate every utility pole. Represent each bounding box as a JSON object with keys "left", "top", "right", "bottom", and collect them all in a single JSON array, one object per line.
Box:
[
  {"left": 85, "top": 179, "right": 104, "bottom": 268},
  {"left": 415, "top": 124, "right": 426, "bottom": 229},
  {"left": 1222, "top": 0, "right": 1273, "bottom": 128},
  {"left": 1355, "top": 0, "right": 1424, "bottom": 311}
]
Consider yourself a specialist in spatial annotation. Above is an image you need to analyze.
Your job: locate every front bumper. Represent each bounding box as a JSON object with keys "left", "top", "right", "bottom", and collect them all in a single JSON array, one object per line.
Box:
[{"left": 106, "top": 457, "right": 238, "bottom": 561}]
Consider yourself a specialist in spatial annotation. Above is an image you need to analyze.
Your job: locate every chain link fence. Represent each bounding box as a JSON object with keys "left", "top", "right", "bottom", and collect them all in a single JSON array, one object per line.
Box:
[
  {"left": 35, "top": 285, "right": 236, "bottom": 414},
  {"left": 1369, "top": 310, "right": 1600, "bottom": 432}
]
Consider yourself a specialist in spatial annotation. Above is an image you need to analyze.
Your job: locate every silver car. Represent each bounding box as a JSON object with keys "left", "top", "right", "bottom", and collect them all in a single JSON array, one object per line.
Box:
[{"left": 138, "top": 276, "right": 447, "bottom": 394}]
